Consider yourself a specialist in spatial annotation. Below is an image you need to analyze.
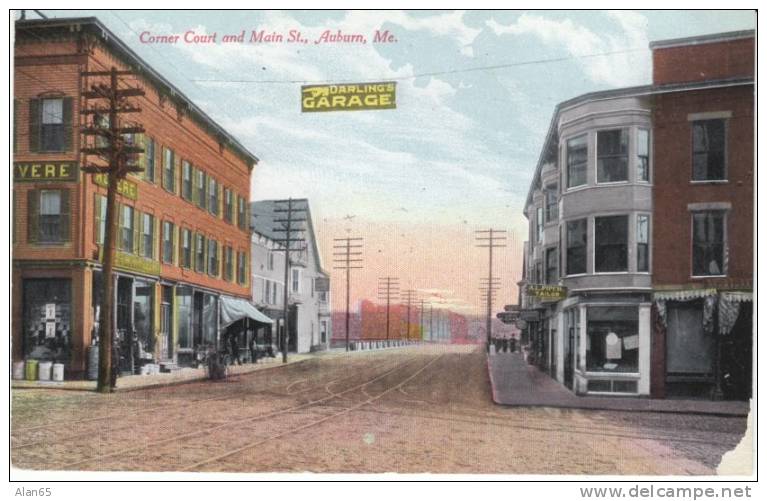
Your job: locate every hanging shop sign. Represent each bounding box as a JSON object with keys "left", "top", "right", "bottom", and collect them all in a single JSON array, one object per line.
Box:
[
  {"left": 93, "top": 173, "right": 138, "bottom": 200},
  {"left": 13, "top": 162, "right": 79, "bottom": 182},
  {"left": 526, "top": 284, "right": 568, "bottom": 301},
  {"left": 301, "top": 82, "right": 396, "bottom": 112},
  {"left": 116, "top": 251, "right": 161, "bottom": 276},
  {"left": 496, "top": 311, "right": 519, "bottom": 325},
  {"left": 315, "top": 277, "right": 330, "bottom": 292}
]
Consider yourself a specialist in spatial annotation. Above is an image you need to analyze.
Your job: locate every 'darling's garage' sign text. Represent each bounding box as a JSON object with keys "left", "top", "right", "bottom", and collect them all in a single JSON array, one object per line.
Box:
[{"left": 301, "top": 82, "right": 396, "bottom": 112}]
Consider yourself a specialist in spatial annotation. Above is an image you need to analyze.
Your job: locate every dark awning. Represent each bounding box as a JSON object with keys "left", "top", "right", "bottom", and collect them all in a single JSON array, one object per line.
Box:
[{"left": 220, "top": 296, "right": 274, "bottom": 328}]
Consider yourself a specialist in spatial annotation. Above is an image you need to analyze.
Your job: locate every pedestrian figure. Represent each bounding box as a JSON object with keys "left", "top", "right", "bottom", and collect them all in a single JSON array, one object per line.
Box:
[
  {"left": 110, "top": 342, "right": 120, "bottom": 391},
  {"left": 229, "top": 330, "right": 242, "bottom": 365}
]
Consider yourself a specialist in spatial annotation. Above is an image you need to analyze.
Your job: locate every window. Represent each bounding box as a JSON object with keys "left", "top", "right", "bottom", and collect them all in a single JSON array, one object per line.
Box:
[
  {"left": 566, "top": 135, "right": 587, "bottom": 188},
  {"left": 119, "top": 205, "right": 136, "bottom": 253},
  {"left": 566, "top": 219, "right": 587, "bottom": 275},
  {"left": 586, "top": 306, "right": 639, "bottom": 373},
  {"left": 692, "top": 119, "right": 726, "bottom": 181},
  {"left": 536, "top": 207, "right": 543, "bottom": 242},
  {"left": 637, "top": 129, "right": 650, "bottom": 182},
  {"left": 264, "top": 280, "right": 272, "bottom": 304},
  {"left": 637, "top": 215, "right": 649, "bottom": 272},
  {"left": 692, "top": 211, "right": 725, "bottom": 276},
  {"left": 162, "top": 147, "right": 176, "bottom": 192},
  {"left": 208, "top": 177, "right": 219, "bottom": 216},
  {"left": 224, "top": 245, "right": 234, "bottom": 281},
  {"left": 545, "top": 185, "right": 558, "bottom": 222},
  {"left": 292, "top": 268, "right": 301, "bottom": 293},
  {"left": 37, "top": 98, "right": 71, "bottom": 152},
  {"left": 597, "top": 129, "right": 629, "bottom": 183},
  {"left": 207, "top": 239, "right": 219, "bottom": 277},
  {"left": 141, "top": 213, "right": 155, "bottom": 259},
  {"left": 195, "top": 233, "right": 206, "bottom": 273},
  {"left": 176, "top": 287, "right": 192, "bottom": 349},
  {"left": 267, "top": 251, "right": 275, "bottom": 271},
  {"left": 144, "top": 137, "right": 156, "bottom": 183},
  {"left": 595, "top": 215, "right": 628, "bottom": 273},
  {"left": 272, "top": 281, "right": 278, "bottom": 304},
  {"left": 181, "top": 228, "right": 192, "bottom": 268},
  {"left": 223, "top": 188, "right": 233, "bottom": 223},
  {"left": 237, "top": 251, "right": 247, "bottom": 285},
  {"left": 162, "top": 221, "right": 175, "bottom": 264},
  {"left": 181, "top": 161, "right": 193, "bottom": 200},
  {"left": 94, "top": 194, "right": 106, "bottom": 245},
  {"left": 237, "top": 196, "right": 247, "bottom": 230},
  {"left": 545, "top": 247, "right": 558, "bottom": 285},
  {"left": 195, "top": 169, "right": 207, "bottom": 210},
  {"left": 38, "top": 190, "right": 63, "bottom": 243}
]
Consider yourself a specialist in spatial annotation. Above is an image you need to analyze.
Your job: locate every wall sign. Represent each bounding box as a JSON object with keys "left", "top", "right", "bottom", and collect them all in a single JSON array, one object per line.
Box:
[
  {"left": 13, "top": 162, "right": 78, "bottom": 182},
  {"left": 526, "top": 284, "right": 568, "bottom": 301},
  {"left": 93, "top": 173, "right": 139, "bottom": 200}
]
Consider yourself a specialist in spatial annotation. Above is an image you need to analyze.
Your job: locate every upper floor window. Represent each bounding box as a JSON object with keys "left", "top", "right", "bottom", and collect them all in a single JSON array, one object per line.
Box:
[
  {"left": 181, "top": 228, "right": 192, "bottom": 269},
  {"left": 181, "top": 161, "right": 193, "bottom": 201},
  {"left": 33, "top": 189, "right": 69, "bottom": 244},
  {"left": 224, "top": 188, "right": 233, "bottom": 223},
  {"left": 566, "top": 219, "right": 587, "bottom": 275},
  {"left": 162, "top": 221, "right": 175, "bottom": 264},
  {"left": 637, "top": 215, "right": 649, "bottom": 272},
  {"left": 291, "top": 268, "right": 301, "bottom": 293},
  {"left": 237, "top": 251, "right": 247, "bottom": 285},
  {"left": 692, "top": 211, "right": 725, "bottom": 276},
  {"left": 267, "top": 251, "right": 275, "bottom": 271},
  {"left": 207, "top": 239, "right": 219, "bottom": 277},
  {"left": 94, "top": 194, "right": 106, "bottom": 245},
  {"left": 195, "top": 169, "right": 207, "bottom": 210},
  {"left": 237, "top": 196, "right": 247, "bottom": 231},
  {"left": 195, "top": 233, "right": 206, "bottom": 273},
  {"left": 143, "top": 136, "right": 156, "bottom": 183},
  {"left": 224, "top": 246, "right": 234, "bottom": 281},
  {"left": 162, "top": 147, "right": 176, "bottom": 192},
  {"left": 545, "top": 185, "right": 558, "bottom": 222},
  {"left": 32, "top": 97, "right": 73, "bottom": 152},
  {"left": 545, "top": 247, "right": 558, "bottom": 285},
  {"left": 594, "top": 215, "right": 628, "bottom": 273},
  {"left": 119, "top": 205, "right": 136, "bottom": 253},
  {"left": 692, "top": 119, "right": 726, "bottom": 181},
  {"left": 637, "top": 129, "right": 650, "bottom": 182},
  {"left": 566, "top": 135, "right": 587, "bottom": 188},
  {"left": 140, "top": 213, "right": 155, "bottom": 259},
  {"left": 536, "top": 207, "right": 544, "bottom": 242},
  {"left": 208, "top": 177, "right": 219, "bottom": 216},
  {"left": 597, "top": 129, "right": 629, "bottom": 183}
]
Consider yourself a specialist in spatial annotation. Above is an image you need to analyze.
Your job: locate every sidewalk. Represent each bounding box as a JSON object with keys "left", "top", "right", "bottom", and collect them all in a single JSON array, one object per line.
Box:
[
  {"left": 11, "top": 353, "right": 318, "bottom": 393},
  {"left": 487, "top": 352, "right": 750, "bottom": 417}
]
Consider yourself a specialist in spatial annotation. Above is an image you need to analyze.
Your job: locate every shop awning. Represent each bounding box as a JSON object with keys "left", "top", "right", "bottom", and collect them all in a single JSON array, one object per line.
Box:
[
  {"left": 220, "top": 297, "right": 274, "bottom": 328},
  {"left": 721, "top": 291, "right": 753, "bottom": 303},
  {"left": 653, "top": 288, "right": 718, "bottom": 301}
]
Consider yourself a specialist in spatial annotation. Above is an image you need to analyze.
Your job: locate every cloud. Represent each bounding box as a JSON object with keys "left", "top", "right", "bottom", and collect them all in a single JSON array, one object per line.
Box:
[{"left": 486, "top": 11, "right": 650, "bottom": 87}]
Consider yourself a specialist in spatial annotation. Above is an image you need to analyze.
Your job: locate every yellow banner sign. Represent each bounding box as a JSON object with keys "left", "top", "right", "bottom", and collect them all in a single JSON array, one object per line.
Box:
[
  {"left": 526, "top": 284, "right": 568, "bottom": 301},
  {"left": 98, "top": 246, "right": 161, "bottom": 276},
  {"left": 301, "top": 82, "right": 396, "bottom": 112},
  {"left": 93, "top": 174, "right": 138, "bottom": 200},
  {"left": 14, "top": 162, "right": 78, "bottom": 182}
]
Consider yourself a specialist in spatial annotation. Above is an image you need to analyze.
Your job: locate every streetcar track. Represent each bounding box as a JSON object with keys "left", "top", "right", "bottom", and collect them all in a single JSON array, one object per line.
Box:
[
  {"left": 48, "top": 355, "right": 423, "bottom": 470},
  {"left": 184, "top": 353, "right": 445, "bottom": 471}
]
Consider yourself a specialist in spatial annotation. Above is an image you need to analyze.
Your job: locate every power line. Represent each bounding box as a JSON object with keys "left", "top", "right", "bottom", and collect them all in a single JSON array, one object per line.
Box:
[
  {"left": 189, "top": 47, "right": 648, "bottom": 85},
  {"left": 333, "top": 237, "right": 364, "bottom": 352}
]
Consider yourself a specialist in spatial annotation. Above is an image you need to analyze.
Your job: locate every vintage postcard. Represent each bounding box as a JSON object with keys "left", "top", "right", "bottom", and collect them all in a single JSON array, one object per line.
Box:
[{"left": 8, "top": 7, "right": 757, "bottom": 490}]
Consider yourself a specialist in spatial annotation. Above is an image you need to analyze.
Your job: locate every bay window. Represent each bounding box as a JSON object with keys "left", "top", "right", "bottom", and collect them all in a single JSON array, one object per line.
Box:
[
  {"left": 594, "top": 215, "right": 628, "bottom": 272},
  {"left": 566, "top": 219, "right": 587, "bottom": 275},
  {"left": 566, "top": 135, "right": 587, "bottom": 188},
  {"left": 597, "top": 129, "right": 628, "bottom": 183}
]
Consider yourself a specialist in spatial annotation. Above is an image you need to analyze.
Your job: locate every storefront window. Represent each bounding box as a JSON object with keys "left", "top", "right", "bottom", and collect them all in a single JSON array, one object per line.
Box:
[
  {"left": 586, "top": 306, "right": 638, "bottom": 373},
  {"left": 176, "top": 287, "right": 193, "bottom": 349},
  {"left": 202, "top": 294, "right": 218, "bottom": 346},
  {"left": 22, "top": 278, "right": 72, "bottom": 362}
]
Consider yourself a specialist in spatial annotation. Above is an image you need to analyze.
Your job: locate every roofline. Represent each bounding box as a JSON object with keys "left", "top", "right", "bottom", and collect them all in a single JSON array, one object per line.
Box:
[
  {"left": 523, "top": 76, "right": 754, "bottom": 214},
  {"left": 649, "top": 29, "right": 755, "bottom": 50},
  {"left": 15, "top": 16, "right": 260, "bottom": 166}
]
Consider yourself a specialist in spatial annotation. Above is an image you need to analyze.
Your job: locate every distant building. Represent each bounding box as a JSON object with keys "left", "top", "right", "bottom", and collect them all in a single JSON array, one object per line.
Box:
[
  {"left": 520, "top": 30, "right": 753, "bottom": 399},
  {"left": 250, "top": 200, "right": 332, "bottom": 353}
]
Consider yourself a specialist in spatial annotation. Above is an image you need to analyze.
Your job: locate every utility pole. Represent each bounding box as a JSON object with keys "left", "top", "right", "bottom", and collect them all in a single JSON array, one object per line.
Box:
[
  {"left": 419, "top": 299, "right": 426, "bottom": 342},
  {"left": 333, "top": 237, "right": 363, "bottom": 351},
  {"left": 429, "top": 304, "right": 433, "bottom": 342},
  {"left": 377, "top": 276, "right": 399, "bottom": 340},
  {"left": 400, "top": 289, "right": 418, "bottom": 340},
  {"left": 273, "top": 198, "right": 307, "bottom": 364},
  {"left": 81, "top": 67, "right": 145, "bottom": 393},
  {"left": 476, "top": 229, "right": 507, "bottom": 351}
]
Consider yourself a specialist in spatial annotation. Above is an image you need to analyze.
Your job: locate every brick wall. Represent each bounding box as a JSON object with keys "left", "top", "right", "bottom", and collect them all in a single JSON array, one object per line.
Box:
[{"left": 653, "top": 37, "right": 754, "bottom": 86}]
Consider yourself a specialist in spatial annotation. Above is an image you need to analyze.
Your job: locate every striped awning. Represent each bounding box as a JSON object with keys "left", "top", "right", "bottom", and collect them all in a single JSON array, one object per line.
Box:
[
  {"left": 653, "top": 288, "right": 718, "bottom": 301},
  {"left": 721, "top": 291, "right": 753, "bottom": 303}
]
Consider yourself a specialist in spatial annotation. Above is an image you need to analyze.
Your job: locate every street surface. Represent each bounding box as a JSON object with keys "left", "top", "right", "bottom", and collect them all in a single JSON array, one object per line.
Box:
[{"left": 11, "top": 345, "right": 746, "bottom": 474}]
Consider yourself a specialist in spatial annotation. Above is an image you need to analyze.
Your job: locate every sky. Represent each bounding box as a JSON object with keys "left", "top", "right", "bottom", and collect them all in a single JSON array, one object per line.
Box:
[{"left": 30, "top": 9, "right": 756, "bottom": 314}]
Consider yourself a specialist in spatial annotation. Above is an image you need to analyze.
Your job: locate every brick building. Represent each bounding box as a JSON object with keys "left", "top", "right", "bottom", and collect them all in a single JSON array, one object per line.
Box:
[
  {"left": 12, "top": 17, "right": 259, "bottom": 378},
  {"left": 519, "top": 30, "right": 753, "bottom": 399},
  {"left": 649, "top": 31, "right": 754, "bottom": 400}
]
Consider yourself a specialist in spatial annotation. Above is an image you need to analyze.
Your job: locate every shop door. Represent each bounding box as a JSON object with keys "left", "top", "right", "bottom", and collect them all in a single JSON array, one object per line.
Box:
[
  {"left": 133, "top": 280, "right": 155, "bottom": 365},
  {"left": 565, "top": 326, "right": 575, "bottom": 389},
  {"left": 288, "top": 305, "right": 298, "bottom": 353},
  {"left": 116, "top": 276, "right": 134, "bottom": 374},
  {"left": 159, "top": 286, "right": 173, "bottom": 360}
]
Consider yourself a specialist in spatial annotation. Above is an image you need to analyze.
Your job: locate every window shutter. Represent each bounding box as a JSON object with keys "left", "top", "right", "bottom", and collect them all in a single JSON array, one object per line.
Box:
[
  {"left": 153, "top": 216, "right": 159, "bottom": 260},
  {"left": 62, "top": 97, "right": 73, "bottom": 151},
  {"left": 203, "top": 236, "right": 208, "bottom": 274},
  {"left": 192, "top": 166, "right": 199, "bottom": 204},
  {"left": 59, "top": 189, "right": 71, "bottom": 242},
  {"left": 173, "top": 225, "right": 179, "bottom": 265},
  {"left": 27, "top": 189, "right": 39, "bottom": 244},
  {"left": 137, "top": 133, "right": 147, "bottom": 177},
  {"left": 218, "top": 242, "right": 223, "bottom": 277},
  {"left": 94, "top": 194, "right": 102, "bottom": 245},
  {"left": 133, "top": 209, "right": 141, "bottom": 255},
  {"left": 174, "top": 152, "right": 181, "bottom": 194},
  {"left": 218, "top": 183, "right": 223, "bottom": 218},
  {"left": 28, "top": 99, "right": 40, "bottom": 152}
]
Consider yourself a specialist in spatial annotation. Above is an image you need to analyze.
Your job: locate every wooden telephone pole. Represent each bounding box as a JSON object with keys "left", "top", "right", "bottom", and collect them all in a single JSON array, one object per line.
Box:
[
  {"left": 272, "top": 198, "right": 307, "bottom": 364},
  {"left": 400, "top": 289, "right": 418, "bottom": 340},
  {"left": 476, "top": 229, "right": 507, "bottom": 351},
  {"left": 80, "top": 67, "right": 145, "bottom": 393},
  {"left": 377, "top": 276, "right": 399, "bottom": 340},
  {"left": 333, "top": 237, "right": 363, "bottom": 351}
]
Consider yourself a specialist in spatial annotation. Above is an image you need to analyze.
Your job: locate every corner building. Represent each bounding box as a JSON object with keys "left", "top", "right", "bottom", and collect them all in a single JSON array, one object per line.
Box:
[{"left": 13, "top": 17, "right": 257, "bottom": 378}]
